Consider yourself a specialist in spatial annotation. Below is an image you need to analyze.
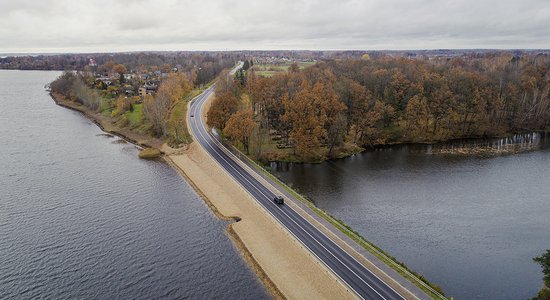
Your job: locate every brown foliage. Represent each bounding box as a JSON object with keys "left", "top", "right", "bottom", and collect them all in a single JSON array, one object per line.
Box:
[
  {"left": 207, "top": 90, "right": 240, "bottom": 130},
  {"left": 115, "top": 97, "right": 132, "bottom": 114},
  {"left": 223, "top": 109, "right": 256, "bottom": 154},
  {"left": 216, "top": 53, "right": 550, "bottom": 161},
  {"left": 143, "top": 73, "right": 192, "bottom": 136},
  {"left": 113, "top": 64, "right": 127, "bottom": 75}
]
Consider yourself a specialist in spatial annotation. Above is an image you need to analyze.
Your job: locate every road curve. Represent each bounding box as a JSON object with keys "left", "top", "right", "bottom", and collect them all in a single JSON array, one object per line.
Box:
[{"left": 188, "top": 69, "right": 409, "bottom": 300}]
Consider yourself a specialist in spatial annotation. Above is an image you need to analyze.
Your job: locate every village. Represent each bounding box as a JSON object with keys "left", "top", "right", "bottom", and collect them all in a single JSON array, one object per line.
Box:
[{"left": 86, "top": 57, "right": 175, "bottom": 100}]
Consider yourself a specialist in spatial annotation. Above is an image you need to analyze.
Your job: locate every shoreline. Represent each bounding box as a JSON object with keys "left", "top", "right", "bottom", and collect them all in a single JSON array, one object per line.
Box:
[
  {"left": 163, "top": 156, "right": 284, "bottom": 299},
  {"left": 50, "top": 93, "right": 354, "bottom": 299},
  {"left": 50, "top": 93, "right": 283, "bottom": 297},
  {"left": 261, "top": 131, "right": 550, "bottom": 164},
  {"left": 50, "top": 92, "right": 165, "bottom": 150}
]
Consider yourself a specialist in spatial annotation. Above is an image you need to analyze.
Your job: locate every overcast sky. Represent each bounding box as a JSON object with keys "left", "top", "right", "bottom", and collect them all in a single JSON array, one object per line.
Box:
[{"left": 1, "top": 0, "right": 549, "bottom": 53}]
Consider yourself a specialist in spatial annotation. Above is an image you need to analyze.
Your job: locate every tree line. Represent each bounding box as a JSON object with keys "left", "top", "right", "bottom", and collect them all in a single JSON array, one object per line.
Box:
[
  {"left": 47, "top": 54, "right": 235, "bottom": 145},
  {"left": 208, "top": 54, "right": 550, "bottom": 161},
  {"left": 4, "top": 52, "right": 239, "bottom": 86}
]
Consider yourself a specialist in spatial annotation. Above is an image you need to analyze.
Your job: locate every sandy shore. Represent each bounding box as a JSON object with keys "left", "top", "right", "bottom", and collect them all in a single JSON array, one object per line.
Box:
[
  {"left": 51, "top": 92, "right": 355, "bottom": 299},
  {"left": 166, "top": 93, "right": 355, "bottom": 299}
]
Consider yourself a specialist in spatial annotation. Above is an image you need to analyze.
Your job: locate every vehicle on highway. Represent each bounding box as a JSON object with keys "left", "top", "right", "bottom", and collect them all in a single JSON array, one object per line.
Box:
[
  {"left": 273, "top": 195, "right": 284, "bottom": 205},
  {"left": 190, "top": 114, "right": 194, "bottom": 117}
]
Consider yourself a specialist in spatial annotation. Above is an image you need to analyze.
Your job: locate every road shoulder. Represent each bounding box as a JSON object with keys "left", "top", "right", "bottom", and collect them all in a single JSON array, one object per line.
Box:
[{"left": 168, "top": 141, "right": 355, "bottom": 300}]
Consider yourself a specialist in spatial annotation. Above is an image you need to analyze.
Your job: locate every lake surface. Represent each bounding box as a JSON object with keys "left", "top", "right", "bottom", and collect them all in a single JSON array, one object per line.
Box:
[
  {"left": 0, "top": 70, "right": 268, "bottom": 299},
  {"left": 272, "top": 135, "right": 550, "bottom": 299}
]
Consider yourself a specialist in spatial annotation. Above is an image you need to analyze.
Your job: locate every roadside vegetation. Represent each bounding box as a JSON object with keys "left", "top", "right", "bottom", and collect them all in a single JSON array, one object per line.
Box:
[
  {"left": 207, "top": 63, "right": 447, "bottom": 297},
  {"left": 226, "top": 143, "right": 447, "bottom": 299},
  {"left": 208, "top": 54, "right": 550, "bottom": 163},
  {"left": 533, "top": 250, "right": 550, "bottom": 300},
  {"left": 206, "top": 53, "right": 550, "bottom": 298},
  {"left": 138, "top": 147, "right": 161, "bottom": 159},
  {"left": 48, "top": 55, "right": 235, "bottom": 151},
  {"left": 49, "top": 71, "right": 192, "bottom": 147}
]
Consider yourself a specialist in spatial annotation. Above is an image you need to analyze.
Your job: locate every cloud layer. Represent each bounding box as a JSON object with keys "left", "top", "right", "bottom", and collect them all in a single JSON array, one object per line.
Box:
[{"left": 1, "top": 0, "right": 549, "bottom": 53}]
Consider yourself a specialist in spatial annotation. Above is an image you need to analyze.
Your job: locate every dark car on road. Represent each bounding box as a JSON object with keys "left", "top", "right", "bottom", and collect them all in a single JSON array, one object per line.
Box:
[{"left": 273, "top": 195, "right": 284, "bottom": 205}]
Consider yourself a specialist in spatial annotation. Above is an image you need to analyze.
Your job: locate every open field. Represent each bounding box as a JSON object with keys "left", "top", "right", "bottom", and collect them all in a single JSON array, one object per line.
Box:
[
  {"left": 252, "top": 61, "right": 316, "bottom": 77},
  {"left": 125, "top": 103, "right": 143, "bottom": 126}
]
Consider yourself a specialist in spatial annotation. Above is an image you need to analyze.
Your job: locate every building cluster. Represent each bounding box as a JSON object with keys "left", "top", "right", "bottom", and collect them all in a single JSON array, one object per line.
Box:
[{"left": 90, "top": 64, "right": 169, "bottom": 99}]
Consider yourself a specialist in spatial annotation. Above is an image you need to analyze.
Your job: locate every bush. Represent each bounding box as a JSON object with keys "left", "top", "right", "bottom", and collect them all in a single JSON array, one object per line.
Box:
[
  {"left": 533, "top": 288, "right": 550, "bottom": 300},
  {"left": 534, "top": 250, "right": 550, "bottom": 287},
  {"left": 138, "top": 148, "right": 161, "bottom": 159}
]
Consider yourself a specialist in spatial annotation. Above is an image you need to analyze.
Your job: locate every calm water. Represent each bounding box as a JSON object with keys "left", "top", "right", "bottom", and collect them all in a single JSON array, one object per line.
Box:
[
  {"left": 0, "top": 71, "right": 268, "bottom": 299},
  {"left": 273, "top": 135, "right": 550, "bottom": 299}
]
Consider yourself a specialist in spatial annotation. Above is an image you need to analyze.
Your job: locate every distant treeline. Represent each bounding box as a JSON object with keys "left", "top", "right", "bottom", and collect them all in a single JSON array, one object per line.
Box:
[
  {"left": 1, "top": 52, "right": 240, "bottom": 86},
  {"left": 209, "top": 53, "right": 550, "bottom": 161},
  {"left": 47, "top": 53, "right": 240, "bottom": 146}
]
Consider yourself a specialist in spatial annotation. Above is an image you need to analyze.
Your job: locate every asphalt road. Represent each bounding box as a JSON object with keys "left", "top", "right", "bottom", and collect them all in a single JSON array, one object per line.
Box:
[{"left": 188, "top": 80, "right": 409, "bottom": 300}]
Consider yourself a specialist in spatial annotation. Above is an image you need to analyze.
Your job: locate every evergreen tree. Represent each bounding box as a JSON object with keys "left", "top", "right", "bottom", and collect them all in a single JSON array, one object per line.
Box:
[{"left": 242, "top": 60, "right": 250, "bottom": 71}]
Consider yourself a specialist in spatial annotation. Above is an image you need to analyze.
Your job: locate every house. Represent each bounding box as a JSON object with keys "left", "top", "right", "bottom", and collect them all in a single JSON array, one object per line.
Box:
[
  {"left": 139, "top": 82, "right": 158, "bottom": 97},
  {"left": 96, "top": 77, "right": 114, "bottom": 86}
]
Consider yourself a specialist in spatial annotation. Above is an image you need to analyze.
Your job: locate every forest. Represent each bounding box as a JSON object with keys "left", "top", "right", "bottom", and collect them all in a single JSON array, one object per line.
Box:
[{"left": 208, "top": 53, "right": 550, "bottom": 162}]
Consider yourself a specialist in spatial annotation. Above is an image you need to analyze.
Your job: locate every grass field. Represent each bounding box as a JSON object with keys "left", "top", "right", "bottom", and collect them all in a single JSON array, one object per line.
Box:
[
  {"left": 125, "top": 103, "right": 143, "bottom": 126},
  {"left": 252, "top": 61, "right": 317, "bottom": 77},
  {"left": 166, "top": 96, "right": 192, "bottom": 146}
]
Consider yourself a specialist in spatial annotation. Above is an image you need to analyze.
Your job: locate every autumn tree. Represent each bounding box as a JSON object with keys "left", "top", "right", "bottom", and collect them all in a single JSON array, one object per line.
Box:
[
  {"left": 99, "top": 60, "right": 115, "bottom": 74},
  {"left": 289, "top": 62, "right": 300, "bottom": 73},
  {"left": 223, "top": 109, "right": 256, "bottom": 154},
  {"left": 207, "top": 90, "right": 240, "bottom": 130},
  {"left": 282, "top": 81, "right": 344, "bottom": 160},
  {"left": 113, "top": 64, "right": 127, "bottom": 84},
  {"left": 357, "top": 100, "right": 391, "bottom": 146},
  {"left": 143, "top": 73, "right": 191, "bottom": 136},
  {"left": 405, "top": 94, "right": 430, "bottom": 140},
  {"left": 49, "top": 72, "right": 77, "bottom": 97},
  {"left": 115, "top": 96, "right": 132, "bottom": 115},
  {"left": 232, "top": 53, "right": 550, "bottom": 161},
  {"left": 161, "top": 63, "right": 172, "bottom": 74}
]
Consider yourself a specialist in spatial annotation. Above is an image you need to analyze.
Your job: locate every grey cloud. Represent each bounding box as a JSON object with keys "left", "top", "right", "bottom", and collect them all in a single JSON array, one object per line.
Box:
[{"left": 0, "top": 0, "right": 548, "bottom": 53}]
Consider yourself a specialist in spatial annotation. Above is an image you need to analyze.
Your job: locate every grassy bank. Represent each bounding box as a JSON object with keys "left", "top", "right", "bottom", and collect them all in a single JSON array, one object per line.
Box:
[
  {"left": 48, "top": 72, "right": 200, "bottom": 154},
  {"left": 51, "top": 92, "right": 166, "bottom": 149}
]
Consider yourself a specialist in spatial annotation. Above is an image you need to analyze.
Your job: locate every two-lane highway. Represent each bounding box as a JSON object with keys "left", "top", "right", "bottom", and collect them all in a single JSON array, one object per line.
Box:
[{"left": 188, "top": 79, "right": 411, "bottom": 300}]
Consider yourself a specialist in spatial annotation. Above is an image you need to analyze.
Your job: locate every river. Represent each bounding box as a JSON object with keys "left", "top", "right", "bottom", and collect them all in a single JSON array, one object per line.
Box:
[
  {"left": 0, "top": 70, "right": 268, "bottom": 299},
  {"left": 272, "top": 134, "right": 550, "bottom": 299}
]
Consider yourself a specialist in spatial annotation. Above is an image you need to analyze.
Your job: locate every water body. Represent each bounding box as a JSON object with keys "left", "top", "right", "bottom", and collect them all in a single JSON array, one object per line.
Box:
[
  {"left": 272, "top": 134, "right": 550, "bottom": 299},
  {"left": 0, "top": 71, "right": 268, "bottom": 299}
]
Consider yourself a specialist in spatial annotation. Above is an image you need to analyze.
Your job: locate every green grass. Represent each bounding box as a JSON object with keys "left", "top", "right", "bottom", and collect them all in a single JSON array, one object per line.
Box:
[
  {"left": 253, "top": 61, "right": 317, "bottom": 77},
  {"left": 166, "top": 96, "right": 192, "bottom": 146},
  {"left": 255, "top": 71, "right": 277, "bottom": 77},
  {"left": 230, "top": 146, "right": 447, "bottom": 299},
  {"left": 125, "top": 103, "right": 143, "bottom": 126}
]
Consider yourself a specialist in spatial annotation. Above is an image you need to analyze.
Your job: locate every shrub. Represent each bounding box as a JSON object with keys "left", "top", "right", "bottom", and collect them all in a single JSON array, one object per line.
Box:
[{"left": 138, "top": 148, "right": 161, "bottom": 159}]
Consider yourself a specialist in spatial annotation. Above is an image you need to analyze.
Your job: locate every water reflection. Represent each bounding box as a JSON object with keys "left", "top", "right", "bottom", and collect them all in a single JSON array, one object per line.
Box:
[{"left": 271, "top": 131, "right": 550, "bottom": 299}]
